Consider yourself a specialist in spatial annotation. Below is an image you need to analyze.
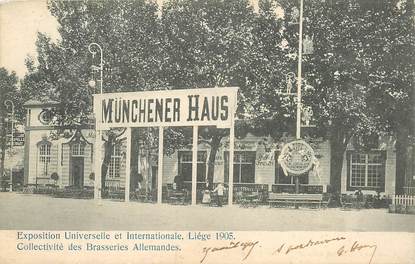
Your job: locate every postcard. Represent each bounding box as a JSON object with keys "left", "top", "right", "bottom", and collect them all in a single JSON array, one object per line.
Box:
[{"left": 0, "top": 0, "right": 414, "bottom": 263}]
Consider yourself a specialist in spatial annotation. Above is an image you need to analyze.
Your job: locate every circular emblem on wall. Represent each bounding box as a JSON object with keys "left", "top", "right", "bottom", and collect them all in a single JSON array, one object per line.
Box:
[
  {"left": 278, "top": 140, "right": 315, "bottom": 175},
  {"left": 38, "top": 109, "right": 53, "bottom": 125}
]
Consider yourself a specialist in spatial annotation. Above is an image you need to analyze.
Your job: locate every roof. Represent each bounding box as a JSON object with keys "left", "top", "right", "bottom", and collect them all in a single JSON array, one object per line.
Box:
[{"left": 24, "top": 99, "right": 60, "bottom": 107}]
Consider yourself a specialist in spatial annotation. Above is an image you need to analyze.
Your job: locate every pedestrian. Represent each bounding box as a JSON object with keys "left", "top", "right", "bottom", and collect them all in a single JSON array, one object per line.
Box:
[{"left": 213, "top": 182, "right": 225, "bottom": 207}]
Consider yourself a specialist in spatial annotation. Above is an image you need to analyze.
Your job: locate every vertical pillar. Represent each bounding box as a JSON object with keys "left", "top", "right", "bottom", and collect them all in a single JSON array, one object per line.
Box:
[
  {"left": 228, "top": 124, "right": 235, "bottom": 206},
  {"left": 157, "top": 126, "right": 164, "bottom": 204},
  {"left": 125, "top": 127, "right": 131, "bottom": 202},
  {"left": 94, "top": 130, "right": 102, "bottom": 200},
  {"left": 296, "top": 0, "right": 303, "bottom": 140},
  {"left": 192, "top": 126, "right": 198, "bottom": 205}
]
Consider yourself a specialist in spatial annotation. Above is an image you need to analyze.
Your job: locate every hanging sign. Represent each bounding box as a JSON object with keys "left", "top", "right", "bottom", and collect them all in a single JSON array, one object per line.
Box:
[
  {"left": 93, "top": 87, "right": 238, "bottom": 130},
  {"left": 6, "top": 132, "right": 25, "bottom": 147},
  {"left": 278, "top": 140, "right": 315, "bottom": 175}
]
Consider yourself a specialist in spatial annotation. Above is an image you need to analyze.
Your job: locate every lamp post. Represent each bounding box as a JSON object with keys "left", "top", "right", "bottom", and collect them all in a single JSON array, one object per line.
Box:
[
  {"left": 88, "top": 42, "right": 103, "bottom": 201},
  {"left": 88, "top": 43, "right": 103, "bottom": 94},
  {"left": 4, "top": 100, "right": 14, "bottom": 192},
  {"left": 296, "top": 0, "right": 304, "bottom": 140},
  {"left": 276, "top": 0, "right": 306, "bottom": 200}
]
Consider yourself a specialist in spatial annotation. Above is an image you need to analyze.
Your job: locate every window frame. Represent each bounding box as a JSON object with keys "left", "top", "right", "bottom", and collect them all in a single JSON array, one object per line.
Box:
[
  {"left": 71, "top": 142, "right": 85, "bottom": 157},
  {"left": 346, "top": 150, "right": 386, "bottom": 191},
  {"left": 178, "top": 151, "right": 207, "bottom": 182},
  {"left": 108, "top": 144, "right": 122, "bottom": 179},
  {"left": 224, "top": 151, "right": 256, "bottom": 184},
  {"left": 38, "top": 142, "right": 51, "bottom": 178}
]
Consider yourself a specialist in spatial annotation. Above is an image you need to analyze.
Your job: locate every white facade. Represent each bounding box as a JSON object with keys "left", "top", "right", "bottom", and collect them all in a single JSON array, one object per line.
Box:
[{"left": 23, "top": 101, "right": 397, "bottom": 196}]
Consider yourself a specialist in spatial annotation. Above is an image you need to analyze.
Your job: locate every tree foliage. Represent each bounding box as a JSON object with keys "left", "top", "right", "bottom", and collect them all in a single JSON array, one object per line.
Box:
[
  {"left": 0, "top": 67, "right": 20, "bottom": 178},
  {"left": 21, "top": 0, "right": 414, "bottom": 193},
  {"left": 279, "top": 0, "right": 414, "bottom": 191}
]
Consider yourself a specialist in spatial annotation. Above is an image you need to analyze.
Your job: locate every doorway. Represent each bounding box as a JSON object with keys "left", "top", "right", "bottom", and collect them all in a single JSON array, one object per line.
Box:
[{"left": 71, "top": 157, "right": 84, "bottom": 187}]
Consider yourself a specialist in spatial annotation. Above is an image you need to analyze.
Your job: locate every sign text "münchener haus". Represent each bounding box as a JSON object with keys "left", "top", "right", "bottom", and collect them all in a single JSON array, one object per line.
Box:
[{"left": 93, "top": 87, "right": 238, "bottom": 129}]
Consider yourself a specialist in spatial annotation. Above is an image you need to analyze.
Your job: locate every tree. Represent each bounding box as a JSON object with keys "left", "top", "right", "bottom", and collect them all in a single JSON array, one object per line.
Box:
[
  {"left": 0, "top": 68, "right": 19, "bottom": 180},
  {"left": 361, "top": 0, "right": 415, "bottom": 193},
  {"left": 279, "top": 0, "right": 414, "bottom": 193},
  {"left": 21, "top": 0, "right": 164, "bottom": 196},
  {"left": 160, "top": 0, "right": 291, "bottom": 188}
]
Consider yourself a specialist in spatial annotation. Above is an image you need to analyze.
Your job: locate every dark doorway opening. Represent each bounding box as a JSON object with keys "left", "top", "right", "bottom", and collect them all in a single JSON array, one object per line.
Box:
[{"left": 71, "top": 157, "right": 84, "bottom": 187}]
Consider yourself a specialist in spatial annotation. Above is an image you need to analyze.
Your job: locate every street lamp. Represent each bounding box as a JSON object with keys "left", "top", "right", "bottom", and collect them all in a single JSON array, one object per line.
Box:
[
  {"left": 296, "top": 0, "right": 304, "bottom": 140},
  {"left": 88, "top": 43, "right": 103, "bottom": 94},
  {"left": 278, "top": 0, "right": 306, "bottom": 139},
  {"left": 88, "top": 42, "right": 103, "bottom": 201},
  {"left": 4, "top": 100, "right": 14, "bottom": 192}
]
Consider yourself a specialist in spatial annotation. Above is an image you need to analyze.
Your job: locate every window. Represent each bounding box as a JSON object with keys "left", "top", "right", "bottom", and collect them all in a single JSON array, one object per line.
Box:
[
  {"left": 108, "top": 144, "right": 122, "bottom": 178},
  {"left": 347, "top": 151, "right": 386, "bottom": 191},
  {"left": 39, "top": 143, "right": 51, "bottom": 177},
  {"left": 224, "top": 151, "right": 256, "bottom": 183},
  {"left": 71, "top": 143, "right": 85, "bottom": 157},
  {"left": 178, "top": 151, "right": 207, "bottom": 182}
]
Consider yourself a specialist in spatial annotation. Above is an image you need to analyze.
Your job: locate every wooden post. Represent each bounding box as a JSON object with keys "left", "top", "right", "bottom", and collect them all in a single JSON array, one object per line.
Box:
[
  {"left": 157, "top": 126, "right": 164, "bottom": 204},
  {"left": 94, "top": 130, "right": 102, "bottom": 200},
  {"left": 125, "top": 127, "right": 131, "bottom": 202},
  {"left": 295, "top": 176, "right": 300, "bottom": 209},
  {"left": 228, "top": 124, "right": 234, "bottom": 206},
  {"left": 192, "top": 126, "right": 198, "bottom": 205}
]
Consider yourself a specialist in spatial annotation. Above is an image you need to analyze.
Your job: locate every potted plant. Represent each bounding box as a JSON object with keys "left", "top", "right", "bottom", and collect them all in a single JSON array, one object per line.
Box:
[
  {"left": 51, "top": 172, "right": 59, "bottom": 184},
  {"left": 89, "top": 172, "right": 95, "bottom": 182}
]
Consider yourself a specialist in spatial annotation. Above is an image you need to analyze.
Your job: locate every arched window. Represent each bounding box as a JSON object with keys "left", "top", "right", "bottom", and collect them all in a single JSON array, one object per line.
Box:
[
  {"left": 38, "top": 143, "right": 51, "bottom": 177},
  {"left": 71, "top": 143, "right": 85, "bottom": 157},
  {"left": 108, "top": 144, "right": 122, "bottom": 178}
]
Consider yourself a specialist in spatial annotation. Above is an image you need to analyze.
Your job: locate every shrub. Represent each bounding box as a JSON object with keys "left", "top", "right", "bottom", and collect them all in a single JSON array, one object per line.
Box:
[{"left": 51, "top": 172, "right": 59, "bottom": 182}]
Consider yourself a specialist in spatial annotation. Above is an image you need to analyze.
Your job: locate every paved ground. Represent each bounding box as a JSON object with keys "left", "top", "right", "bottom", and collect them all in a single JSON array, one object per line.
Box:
[{"left": 0, "top": 192, "right": 414, "bottom": 231}]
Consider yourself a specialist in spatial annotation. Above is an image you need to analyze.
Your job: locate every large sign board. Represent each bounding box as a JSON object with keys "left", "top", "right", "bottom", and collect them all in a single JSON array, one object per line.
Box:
[
  {"left": 93, "top": 87, "right": 238, "bottom": 130},
  {"left": 278, "top": 140, "right": 315, "bottom": 175}
]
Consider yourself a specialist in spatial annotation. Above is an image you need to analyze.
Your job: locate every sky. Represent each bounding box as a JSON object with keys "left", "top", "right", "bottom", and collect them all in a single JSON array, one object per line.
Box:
[
  {"left": 0, "top": 0, "right": 262, "bottom": 79},
  {"left": 0, "top": 0, "right": 60, "bottom": 78}
]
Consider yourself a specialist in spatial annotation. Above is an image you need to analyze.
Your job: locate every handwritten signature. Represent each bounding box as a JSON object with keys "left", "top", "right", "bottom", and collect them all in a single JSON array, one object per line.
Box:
[
  {"left": 273, "top": 237, "right": 377, "bottom": 264},
  {"left": 273, "top": 236, "right": 347, "bottom": 255},
  {"left": 337, "top": 241, "right": 377, "bottom": 264},
  {"left": 200, "top": 238, "right": 377, "bottom": 264},
  {"left": 200, "top": 240, "right": 259, "bottom": 263}
]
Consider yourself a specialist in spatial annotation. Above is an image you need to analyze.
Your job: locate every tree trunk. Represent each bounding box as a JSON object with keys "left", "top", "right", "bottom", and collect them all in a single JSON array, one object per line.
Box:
[
  {"left": 329, "top": 128, "right": 350, "bottom": 194},
  {"left": 395, "top": 127, "right": 409, "bottom": 195},
  {"left": 101, "top": 139, "right": 114, "bottom": 196},
  {"left": 130, "top": 128, "right": 140, "bottom": 192},
  {"left": 206, "top": 134, "right": 222, "bottom": 190}
]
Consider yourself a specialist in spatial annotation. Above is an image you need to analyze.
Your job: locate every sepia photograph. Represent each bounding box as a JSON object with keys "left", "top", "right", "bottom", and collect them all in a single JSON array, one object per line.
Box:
[{"left": 0, "top": 0, "right": 414, "bottom": 263}]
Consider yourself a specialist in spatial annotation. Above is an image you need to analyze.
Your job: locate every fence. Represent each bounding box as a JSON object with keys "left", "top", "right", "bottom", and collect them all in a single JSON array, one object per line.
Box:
[
  {"left": 105, "top": 179, "right": 122, "bottom": 191},
  {"left": 403, "top": 186, "right": 415, "bottom": 196},
  {"left": 392, "top": 195, "right": 415, "bottom": 206}
]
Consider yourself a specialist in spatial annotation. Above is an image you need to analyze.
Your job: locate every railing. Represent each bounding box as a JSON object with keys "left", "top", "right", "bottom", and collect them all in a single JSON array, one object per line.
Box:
[
  {"left": 403, "top": 186, "right": 415, "bottom": 196},
  {"left": 392, "top": 195, "right": 415, "bottom": 206},
  {"left": 272, "top": 184, "right": 324, "bottom": 194},
  {"left": 232, "top": 183, "right": 268, "bottom": 192},
  {"left": 35, "top": 177, "right": 55, "bottom": 186},
  {"left": 105, "top": 179, "right": 122, "bottom": 191}
]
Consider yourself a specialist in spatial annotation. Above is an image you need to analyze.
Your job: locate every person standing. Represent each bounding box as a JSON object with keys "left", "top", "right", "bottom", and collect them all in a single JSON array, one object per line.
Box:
[{"left": 213, "top": 182, "right": 225, "bottom": 207}]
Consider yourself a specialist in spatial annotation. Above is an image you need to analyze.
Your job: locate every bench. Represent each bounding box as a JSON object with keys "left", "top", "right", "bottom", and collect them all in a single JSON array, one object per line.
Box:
[
  {"left": 268, "top": 193, "right": 328, "bottom": 208},
  {"left": 167, "top": 189, "right": 189, "bottom": 205}
]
